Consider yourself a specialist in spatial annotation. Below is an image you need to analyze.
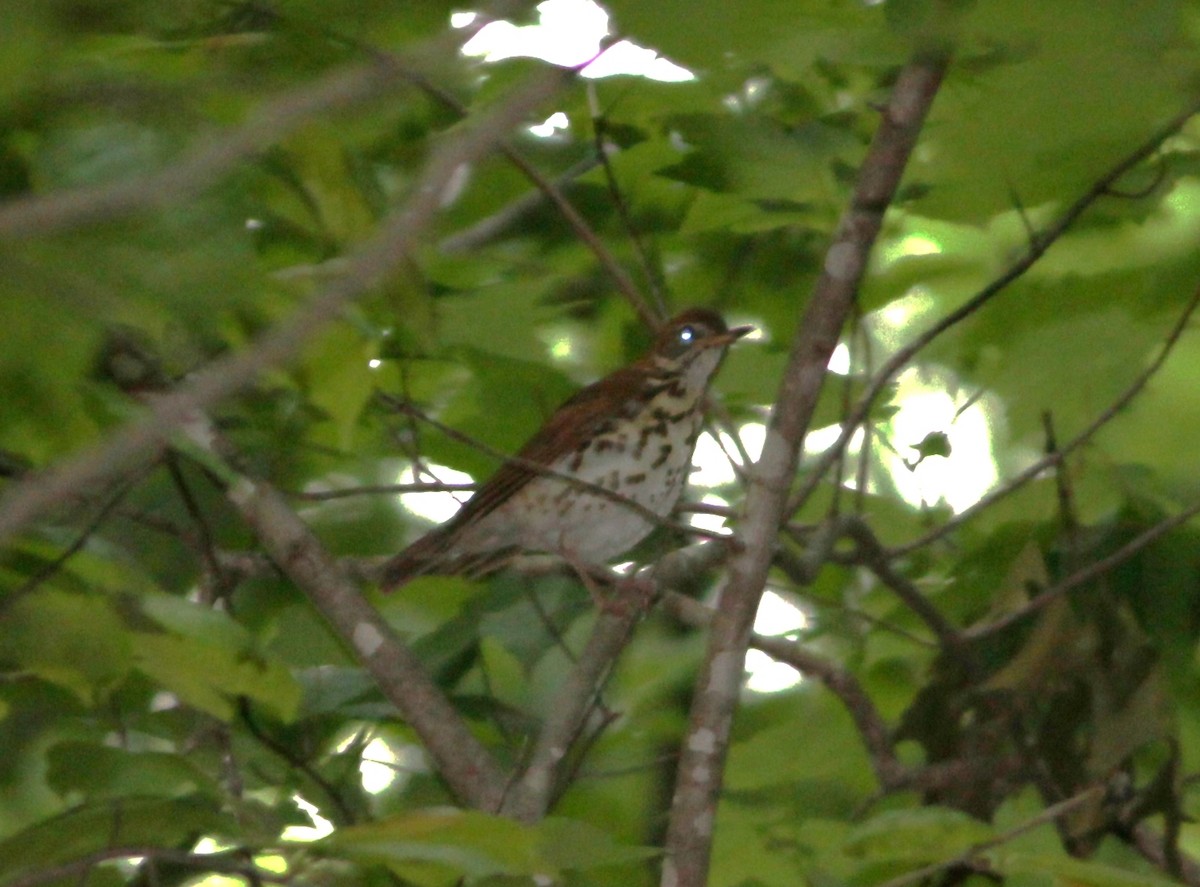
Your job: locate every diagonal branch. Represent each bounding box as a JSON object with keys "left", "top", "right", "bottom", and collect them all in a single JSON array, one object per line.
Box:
[
  {"left": 965, "top": 494, "right": 1200, "bottom": 642},
  {"left": 503, "top": 541, "right": 733, "bottom": 823},
  {"left": 172, "top": 406, "right": 511, "bottom": 810},
  {"left": 872, "top": 785, "right": 1106, "bottom": 887},
  {"left": 787, "top": 96, "right": 1200, "bottom": 519},
  {"left": 0, "top": 53, "right": 432, "bottom": 239},
  {"left": 661, "top": 48, "right": 951, "bottom": 887},
  {"left": 0, "top": 65, "right": 571, "bottom": 547},
  {"left": 664, "top": 590, "right": 908, "bottom": 791},
  {"left": 895, "top": 277, "right": 1200, "bottom": 556}
]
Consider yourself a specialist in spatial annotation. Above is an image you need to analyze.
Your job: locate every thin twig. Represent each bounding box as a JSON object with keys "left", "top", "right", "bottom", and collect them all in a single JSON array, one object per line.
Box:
[
  {"left": 872, "top": 785, "right": 1106, "bottom": 887},
  {"left": 6, "top": 474, "right": 142, "bottom": 607},
  {"left": 291, "top": 481, "right": 478, "bottom": 500},
  {"left": 165, "top": 452, "right": 225, "bottom": 598},
  {"left": 0, "top": 846, "right": 287, "bottom": 887},
  {"left": 588, "top": 82, "right": 669, "bottom": 318},
  {"left": 393, "top": 53, "right": 661, "bottom": 329},
  {"left": 0, "top": 64, "right": 572, "bottom": 548},
  {"left": 896, "top": 276, "right": 1200, "bottom": 556},
  {"left": 839, "top": 516, "right": 963, "bottom": 652},
  {"left": 965, "top": 495, "right": 1200, "bottom": 641},
  {"left": 505, "top": 540, "right": 731, "bottom": 823},
  {"left": 788, "top": 98, "right": 1200, "bottom": 521},
  {"left": 1132, "top": 823, "right": 1200, "bottom": 887},
  {"left": 237, "top": 698, "right": 356, "bottom": 825},
  {"left": 502, "top": 606, "right": 642, "bottom": 822},
  {"left": 439, "top": 157, "right": 601, "bottom": 254}
]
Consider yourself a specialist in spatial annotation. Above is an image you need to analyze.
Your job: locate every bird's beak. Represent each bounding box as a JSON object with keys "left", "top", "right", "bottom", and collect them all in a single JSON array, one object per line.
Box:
[{"left": 712, "top": 325, "right": 754, "bottom": 346}]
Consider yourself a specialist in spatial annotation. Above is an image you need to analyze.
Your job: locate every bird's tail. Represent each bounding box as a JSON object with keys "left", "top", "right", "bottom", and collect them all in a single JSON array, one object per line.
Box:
[
  {"left": 379, "top": 527, "right": 453, "bottom": 590},
  {"left": 380, "top": 528, "right": 514, "bottom": 590}
]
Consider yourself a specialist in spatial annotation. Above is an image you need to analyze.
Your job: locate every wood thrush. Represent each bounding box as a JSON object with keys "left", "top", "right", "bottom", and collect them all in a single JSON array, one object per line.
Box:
[{"left": 382, "top": 308, "right": 751, "bottom": 589}]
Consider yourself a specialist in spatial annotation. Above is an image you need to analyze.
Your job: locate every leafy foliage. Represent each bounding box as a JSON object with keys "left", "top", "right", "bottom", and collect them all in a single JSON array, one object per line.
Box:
[{"left": 4, "top": 1, "right": 1200, "bottom": 886}]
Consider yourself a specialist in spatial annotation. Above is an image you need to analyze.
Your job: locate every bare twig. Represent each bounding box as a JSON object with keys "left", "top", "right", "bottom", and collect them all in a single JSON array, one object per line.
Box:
[
  {"left": 588, "top": 82, "right": 669, "bottom": 318},
  {"left": 5, "top": 475, "right": 141, "bottom": 607},
  {"left": 504, "top": 541, "right": 732, "bottom": 822},
  {"left": 965, "top": 496, "right": 1200, "bottom": 641},
  {"left": 237, "top": 698, "right": 356, "bottom": 825},
  {"left": 662, "top": 49, "right": 950, "bottom": 887},
  {"left": 492, "top": 544, "right": 739, "bottom": 822},
  {"left": 165, "top": 452, "right": 226, "bottom": 598},
  {"left": 664, "top": 591, "right": 909, "bottom": 790},
  {"left": 788, "top": 97, "right": 1200, "bottom": 520},
  {"left": 439, "top": 157, "right": 601, "bottom": 254},
  {"left": 894, "top": 277, "right": 1200, "bottom": 556},
  {"left": 0, "top": 65, "right": 571, "bottom": 547},
  {"left": 292, "top": 481, "right": 478, "bottom": 500},
  {"left": 0, "top": 846, "right": 287, "bottom": 887},
  {"left": 1132, "top": 823, "right": 1200, "bottom": 887},
  {"left": 395, "top": 53, "right": 661, "bottom": 329},
  {"left": 839, "top": 516, "right": 963, "bottom": 652},
  {"left": 872, "top": 785, "right": 1106, "bottom": 887},
  {"left": 502, "top": 606, "right": 642, "bottom": 822},
  {"left": 0, "top": 58, "right": 416, "bottom": 240}
]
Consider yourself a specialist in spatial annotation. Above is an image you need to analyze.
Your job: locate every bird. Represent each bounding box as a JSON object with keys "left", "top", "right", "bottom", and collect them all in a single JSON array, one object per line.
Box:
[{"left": 381, "top": 307, "right": 752, "bottom": 590}]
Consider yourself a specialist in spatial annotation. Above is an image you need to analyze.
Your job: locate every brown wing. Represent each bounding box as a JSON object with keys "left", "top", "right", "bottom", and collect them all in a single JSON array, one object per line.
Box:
[
  {"left": 381, "top": 362, "right": 648, "bottom": 589},
  {"left": 444, "top": 363, "right": 646, "bottom": 527}
]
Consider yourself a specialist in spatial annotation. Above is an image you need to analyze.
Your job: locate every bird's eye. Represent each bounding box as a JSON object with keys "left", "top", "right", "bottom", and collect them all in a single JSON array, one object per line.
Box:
[{"left": 678, "top": 325, "right": 695, "bottom": 345}]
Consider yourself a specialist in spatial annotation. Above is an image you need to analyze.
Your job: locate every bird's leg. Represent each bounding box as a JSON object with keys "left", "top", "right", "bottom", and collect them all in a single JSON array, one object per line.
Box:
[{"left": 557, "top": 549, "right": 656, "bottom": 616}]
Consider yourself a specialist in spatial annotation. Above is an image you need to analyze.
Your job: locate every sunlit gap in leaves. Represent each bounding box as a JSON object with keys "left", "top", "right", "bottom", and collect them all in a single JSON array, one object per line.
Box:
[
  {"left": 396, "top": 464, "right": 475, "bottom": 524},
  {"left": 870, "top": 289, "right": 999, "bottom": 512},
  {"left": 336, "top": 732, "right": 424, "bottom": 796},
  {"left": 803, "top": 292, "right": 1000, "bottom": 515},
  {"left": 189, "top": 838, "right": 288, "bottom": 884},
  {"left": 453, "top": 0, "right": 694, "bottom": 84},
  {"left": 281, "top": 795, "right": 334, "bottom": 842},
  {"left": 690, "top": 423, "right": 809, "bottom": 693}
]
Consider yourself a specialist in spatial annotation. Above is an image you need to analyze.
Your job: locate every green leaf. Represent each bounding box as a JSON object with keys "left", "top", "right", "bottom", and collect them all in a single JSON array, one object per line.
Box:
[
  {"left": 0, "top": 796, "right": 233, "bottom": 885},
  {"left": 323, "top": 809, "right": 543, "bottom": 880},
  {"left": 303, "top": 322, "right": 377, "bottom": 451},
  {"left": 45, "top": 741, "right": 217, "bottom": 801},
  {"left": 909, "top": 430, "right": 952, "bottom": 464},
  {"left": 427, "top": 347, "right": 577, "bottom": 478},
  {"left": 0, "top": 590, "right": 135, "bottom": 704},
  {"left": 535, "top": 817, "right": 658, "bottom": 870},
  {"left": 991, "top": 850, "right": 1180, "bottom": 887},
  {"left": 132, "top": 632, "right": 301, "bottom": 723},
  {"left": 844, "top": 807, "right": 995, "bottom": 864}
]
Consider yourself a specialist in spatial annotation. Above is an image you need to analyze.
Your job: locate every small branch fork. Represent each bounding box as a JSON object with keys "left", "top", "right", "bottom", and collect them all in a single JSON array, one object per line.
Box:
[
  {"left": 787, "top": 95, "right": 1200, "bottom": 521},
  {"left": 0, "top": 63, "right": 573, "bottom": 547},
  {"left": 661, "top": 47, "right": 953, "bottom": 887},
  {"left": 5, "top": 17, "right": 1200, "bottom": 887}
]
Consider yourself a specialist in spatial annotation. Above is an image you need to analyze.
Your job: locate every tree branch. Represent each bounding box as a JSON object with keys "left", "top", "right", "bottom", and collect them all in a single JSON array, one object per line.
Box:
[
  {"left": 0, "top": 846, "right": 286, "bottom": 887},
  {"left": 503, "top": 541, "right": 733, "bottom": 823},
  {"left": 664, "top": 591, "right": 908, "bottom": 791},
  {"left": 788, "top": 96, "right": 1200, "bottom": 520},
  {"left": 965, "top": 495, "right": 1200, "bottom": 641},
  {"left": 895, "top": 275, "right": 1200, "bottom": 556},
  {"left": 873, "top": 785, "right": 1106, "bottom": 887},
  {"left": 0, "top": 55, "right": 420, "bottom": 239},
  {"left": 661, "top": 48, "right": 950, "bottom": 887},
  {"left": 0, "top": 64, "right": 571, "bottom": 547},
  {"left": 173, "top": 407, "right": 512, "bottom": 810}
]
